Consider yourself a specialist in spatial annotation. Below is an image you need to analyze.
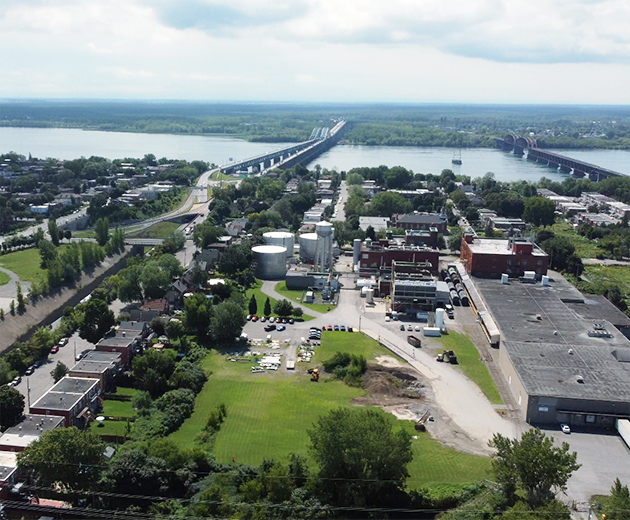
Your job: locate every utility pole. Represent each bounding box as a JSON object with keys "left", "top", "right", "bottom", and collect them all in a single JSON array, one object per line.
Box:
[{"left": 27, "top": 377, "right": 31, "bottom": 409}]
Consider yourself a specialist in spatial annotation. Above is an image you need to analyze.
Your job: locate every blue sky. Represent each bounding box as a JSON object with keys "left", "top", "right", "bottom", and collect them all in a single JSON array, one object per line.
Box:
[{"left": 1, "top": 0, "right": 629, "bottom": 103}]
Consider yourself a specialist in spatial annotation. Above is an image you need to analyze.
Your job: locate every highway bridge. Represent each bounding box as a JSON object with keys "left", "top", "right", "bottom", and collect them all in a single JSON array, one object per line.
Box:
[
  {"left": 495, "top": 133, "right": 626, "bottom": 181},
  {"left": 220, "top": 120, "right": 348, "bottom": 175}
]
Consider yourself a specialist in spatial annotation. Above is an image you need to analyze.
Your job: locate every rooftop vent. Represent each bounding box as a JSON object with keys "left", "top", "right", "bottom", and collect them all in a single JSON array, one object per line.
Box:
[
  {"left": 568, "top": 348, "right": 574, "bottom": 355},
  {"left": 576, "top": 375, "right": 585, "bottom": 384}
]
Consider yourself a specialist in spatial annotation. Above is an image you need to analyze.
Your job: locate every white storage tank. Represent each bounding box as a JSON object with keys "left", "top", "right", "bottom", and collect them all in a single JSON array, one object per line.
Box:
[
  {"left": 435, "top": 308, "right": 445, "bottom": 330},
  {"left": 542, "top": 275, "right": 550, "bottom": 286},
  {"left": 366, "top": 288, "right": 374, "bottom": 304},
  {"left": 501, "top": 273, "right": 509, "bottom": 284},
  {"left": 353, "top": 238, "right": 362, "bottom": 266},
  {"left": 263, "top": 231, "right": 294, "bottom": 258},
  {"left": 252, "top": 245, "right": 287, "bottom": 279},
  {"left": 299, "top": 233, "right": 318, "bottom": 263}
]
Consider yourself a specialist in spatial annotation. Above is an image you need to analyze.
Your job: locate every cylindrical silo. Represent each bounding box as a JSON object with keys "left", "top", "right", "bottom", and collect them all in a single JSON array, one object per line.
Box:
[
  {"left": 263, "top": 231, "right": 294, "bottom": 258},
  {"left": 299, "top": 233, "right": 318, "bottom": 263},
  {"left": 353, "top": 239, "right": 362, "bottom": 266},
  {"left": 252, "top": 245, "right": 287, "bottom": 279},
  {"left": 435, "top": 308, "right": 445, "bottom": 330}
]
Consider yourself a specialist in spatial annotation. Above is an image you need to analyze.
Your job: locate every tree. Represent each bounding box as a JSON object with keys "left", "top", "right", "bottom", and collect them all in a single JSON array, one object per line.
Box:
[
  {"left": 213, "top": 301, "right": 246, "bottom": 343},
  {"left": 365, "top": 225, "right": 376, "bottom": 240},
  {"left": 607, "top": 286, "right": 628, "bottom": 312},
  {"left": 168, "top": 360, "right": 207, "bottom": 393},
  {"left": 79, "top": 298, "right": 115, "bottom": 344},
  {"left": 309, "top": 407, "right": 412, "bottom": 508},
  {"left": 248, "top": 294, "right": 258, "bottom": 316},
  {"left": 0, "top": 385, "right": 25, "bottom": 429},
  {"left": 50, "top": 361, "right": 69, "bottom": 383},
  {"left": 140, "top": 261, "right": 172, "bottom": 300},
  {"left": 489, "top": 428, "right": 580, "bottom": 509},
  {"left": 132, "top": 349, "right": 177, "bottom": 397},
  {"left": 274, "top": 299, "right": 293, "bottom": 317},
  {"left": 162, "top": 231, "right": 186, "bottom": 254},
  {"left": 523, "top": 197, "right": 556, "bottom": 227},
  {"left": 448, "top": 228, "right": 463, "bottom": 251},
  {"left": 9, "top": 300, "right": 14, "bottom": 316},
  {"left": 18, "top": 427, "right": 105, "bottom": 490},
  {"left": 95, "top": 217, "right": 109, "bottom": 246},
  {"left": 369, "top": 192, "right": 411, "bottom": 217},
  {"left": 605, "top": 478, "right": 630, "bottom": 520},
  {"left": 48, "top": 219, "right": 60, "bottom": 246},
  {"left": 263, "top": 297, "right": 272, "bottom": 317},
  {"left": 293, "top": 307, "right": 303, "bottom": 318},
  {"left": 166, "top": 319, "right": 185, "bottom": 340},
  {"left": 465, "top": 206, "right": 480, "bottom": 224},
  {"left": 193, "top": 221, "right": 223, "bottom": 249},
  {"left": 16, "top": 281, "right": 25, "bottom": 313},
  {"left": 38, "top": 239, "right": 57, "bottom": 269},
  {"left": 541, "top": 236, "right": 576, "bottom": 272},
  {"left": 117, "top": 264, "right": 144, "bottom": 303}
]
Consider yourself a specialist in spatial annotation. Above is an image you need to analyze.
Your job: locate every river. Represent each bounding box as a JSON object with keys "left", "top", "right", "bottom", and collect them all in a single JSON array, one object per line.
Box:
[{"left": 1, "top": 127, "right": 629, "bottom": 183}]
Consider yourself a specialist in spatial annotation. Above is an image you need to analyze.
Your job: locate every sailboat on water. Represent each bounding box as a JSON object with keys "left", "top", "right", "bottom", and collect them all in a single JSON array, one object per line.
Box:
[{"left": 452, "top": 149, "right": 462, "bottom": 165}]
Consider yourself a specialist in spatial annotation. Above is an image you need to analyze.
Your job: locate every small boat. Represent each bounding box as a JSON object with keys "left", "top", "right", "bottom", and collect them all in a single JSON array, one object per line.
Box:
[{"left": 452, "top": 149, "right": 462, "bottom": 165}]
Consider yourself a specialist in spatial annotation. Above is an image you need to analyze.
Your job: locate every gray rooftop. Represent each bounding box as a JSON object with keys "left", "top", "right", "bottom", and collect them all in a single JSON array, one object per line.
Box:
[
  {"left": 397, "top": 213, "right": 446, "bottom": 224},
  {"left": 3, "top": 414, "right": 64, "bottom": 437},
  {"left": 70, "top": 359, "right": 118, "bottom": 375},
  {"left": 50, "top": 376, "right": 100, "bottom": 395},
  {"left": 118, "top": 321, "right": 146, "bottom": 332},
  {"left": 97, "top": 336, "right": 133, "bottom": 348},
  {"left": 81, "top": 351, "right": 122, "bottom": 363},
  {"left": 474, "top": 274, "right": 630, "bottom": 402}
]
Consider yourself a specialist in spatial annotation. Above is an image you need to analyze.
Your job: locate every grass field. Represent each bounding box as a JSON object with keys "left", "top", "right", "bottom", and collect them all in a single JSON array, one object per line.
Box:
[
  {"left": 211, "top": 171, "right": 233, "bottom": 181},
  {"left": 579, "top": 265, "right": 630, "bottom": 310},
  {"left": 550, "top": 221, "right": 606, "bottom": 259},
  {"left": 169, "top": 333, "right": 491, "bottom": 488},
  {"left": 0, "top": 248, "right": 46, "bottom": 283},
  {"left": 0, "top": 271, "right": 10, "bottom": 286},
  {"left": 274, "top": 281, "right": 331, "bottom": 313},
  {"left": 128, "top": 221, "right": 180, "bottom": 239},
  {"left": 313, "top": 331, "right": 405, "bottom": 364},
  {"left": 246, "top": 280, "right": 314, "bottom": 321},
  {"left": 72, "top": 229, "right": 97, "bottom": 239},
  {"left": 435, "top": 332, "right": 502, "bottom": 404}
]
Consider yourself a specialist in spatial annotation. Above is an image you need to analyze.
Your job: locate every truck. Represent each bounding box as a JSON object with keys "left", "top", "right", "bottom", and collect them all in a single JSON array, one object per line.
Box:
[
  {"left": 443, "top": 350, "right": 458, "bottom": 364},
  {"left": 407, "top": 335, "right": 422, "bottom": 348}
]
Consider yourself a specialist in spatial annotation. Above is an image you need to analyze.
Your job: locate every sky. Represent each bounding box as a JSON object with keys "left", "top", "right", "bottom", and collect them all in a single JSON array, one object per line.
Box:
[{"left": 1, "top": 0, "right": 630, "bottom": 104}]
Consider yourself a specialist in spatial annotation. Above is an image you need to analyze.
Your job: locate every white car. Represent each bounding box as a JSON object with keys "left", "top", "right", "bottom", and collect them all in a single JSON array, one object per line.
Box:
[
  {"left": 561, "top": 423, "right": 571, "bottom": 434},
  {"left": 415, "top": 325, "right": 421, "bottom": 332}
]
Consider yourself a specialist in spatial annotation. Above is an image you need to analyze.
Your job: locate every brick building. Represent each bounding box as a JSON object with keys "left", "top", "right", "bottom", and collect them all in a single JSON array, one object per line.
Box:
[
  {"left": 460, "top": 235, "right": 548, "bottom": 278},
  {"left": 358, "top": 243, "right": 439, "bottom": 272},
  {"left": 393, "top": 213, "right": 447, "bottom": 233}
]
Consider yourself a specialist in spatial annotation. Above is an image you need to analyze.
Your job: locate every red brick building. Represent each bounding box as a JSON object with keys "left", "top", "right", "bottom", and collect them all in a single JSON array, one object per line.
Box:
[
  {"left": 359, "top": 244, "right": 439, "bottom": 272},
  {"left": 460, "top": 235, "right": 549, "bottom": 278}
]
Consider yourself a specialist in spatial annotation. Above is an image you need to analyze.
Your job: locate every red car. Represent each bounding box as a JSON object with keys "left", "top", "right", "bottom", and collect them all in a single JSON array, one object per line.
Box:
[
  {"left": 326, "top": 324, "right": 333, "bottom": 331},
  {"left": 50, "top": 345, "right": 59, "bottom": 354},
  {"left": 252, "top": 316, "right": 258, "bottom": 322}
]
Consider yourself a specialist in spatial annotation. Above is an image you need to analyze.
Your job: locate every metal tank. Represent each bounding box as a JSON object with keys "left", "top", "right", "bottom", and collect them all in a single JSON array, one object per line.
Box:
[
  {"left": 299, "top": 233, "right": 318, "bottom": 263},
  {"left": 314, "top": 220, "right": 334, "bottom": 270},
  {"left": 263, "top": 231, "right": 294, "bottom": 258},
  {"left": 353, "top": 239, "right": 362, "bottom": 266},
  {"left": 252, "top": 245, "right": 287, "bottom": 279}
]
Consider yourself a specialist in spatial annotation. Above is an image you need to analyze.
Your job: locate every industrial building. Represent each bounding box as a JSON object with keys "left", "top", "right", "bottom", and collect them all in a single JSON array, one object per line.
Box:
[
  {"left": 358, "top": 240, "right": 439, "bottom": 273},
  {"left": 460, "top": 235, "right": 548, "bottom": 278},
  {"left": 472, "top": 274, "right": 630, "bottom": 426},
  {"left": 392, "top": 213, "right": 448, "bottom": 233}
]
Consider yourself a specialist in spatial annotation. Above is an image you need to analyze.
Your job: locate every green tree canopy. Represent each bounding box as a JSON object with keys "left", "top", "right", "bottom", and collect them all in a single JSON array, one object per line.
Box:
[
  {"left": 368, "top": 191, "right": 411, "bottom": 217},
  {"left": 79, "top": 298, "right": 115, "bottom": 344},
  {"left": 274, "top": 299, "right": 293, "bottom": 317},
  {"left": 17, "top": 427, "right": 105, "bottom": 490},
  {"left": 523, "top": 197, "right": 556, "bottom": 227},
  {"left": 0, "top": 385, "right": 25, "bottom": 429},
  {"left": 489, "top": 428, "right": 580, "bottom": 509},
  {"left": 308, "top": 407, "right": 412, "bottom": 508},
  {"left": 95, "top": 217, "right": 110, "bottom": 246},
  {"left": 213, "top": 300, "right": 246, "bottom": 342}
]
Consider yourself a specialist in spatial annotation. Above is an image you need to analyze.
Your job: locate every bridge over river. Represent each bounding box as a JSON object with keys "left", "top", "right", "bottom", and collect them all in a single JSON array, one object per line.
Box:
[
  {"left": 220, "top": 120, "right": 347, "bottom": 175},
  {"left": 495, "top": 133, "right": 627, "bottom": 182}
]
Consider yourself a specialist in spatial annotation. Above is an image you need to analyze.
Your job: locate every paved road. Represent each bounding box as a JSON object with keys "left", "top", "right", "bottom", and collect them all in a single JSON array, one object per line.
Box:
[
  {"left": 331, "top": 181, "right": 347, "bottom": 222},
  {"left": 0, "top": 209, "right": 88, "bottom": 246}
]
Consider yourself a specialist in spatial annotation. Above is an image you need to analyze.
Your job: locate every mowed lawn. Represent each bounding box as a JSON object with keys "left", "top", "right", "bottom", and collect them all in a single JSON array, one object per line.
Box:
[
  {"left": 0, "top": 271, "right": 10, "bottom": 286},
  {"left": 246, "top": 280, "right": 314, "bottom": 321},
  {"left": 436, "top": 332, "right": 502, "bottom": 404},
  {"left": 274, "top": 281, "right": 330, "bottom": 313},
  {"left": 0, "top": 247, "right": 47, "bottom": 283},
  {"left": 128, "top": 221, "right": 180, "bottom": 239},
  {"left": 169, "top": 333, "right": 491, "bottom": 487}
]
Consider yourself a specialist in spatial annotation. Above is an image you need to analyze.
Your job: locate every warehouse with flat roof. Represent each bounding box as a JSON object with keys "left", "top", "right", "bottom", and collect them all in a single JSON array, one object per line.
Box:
[{"left": 472, "top": 274, "right": 630, "bottom": 427}]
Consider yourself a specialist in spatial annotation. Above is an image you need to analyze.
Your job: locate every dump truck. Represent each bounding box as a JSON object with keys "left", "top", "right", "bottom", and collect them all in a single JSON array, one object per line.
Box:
[
  {"left": 407, "top": 335, "right": 422, "bottom": 348},
  {"left": 443, "top": 350, "right": 457, "bottom": 364},
  {"left": 311, "top": 368, "right": 320, "bottom": 382}
]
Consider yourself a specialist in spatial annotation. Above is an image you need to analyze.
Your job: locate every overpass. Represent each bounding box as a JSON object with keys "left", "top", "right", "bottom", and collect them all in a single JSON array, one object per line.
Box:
[
  {"left": 220, "top": 120, "right": 348, "bottom": 175},
  {"left": 495, "top": 133, "right": 626, "bottom": 182}
]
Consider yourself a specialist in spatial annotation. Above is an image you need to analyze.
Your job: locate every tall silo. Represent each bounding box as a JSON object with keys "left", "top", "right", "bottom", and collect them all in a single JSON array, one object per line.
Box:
[
  {"left": 314, "top": 221, "right": 334, "bottom": 271},
  {"left": 252, "top": 245, "right": 287, "bottom": 279},
  {"left": 263, "top": 231, "right": 294, "bottom": 258},
  {"left": 299, "top": 233, "right": 318, "bottom": 263},
  {"left": 353, "top": 239, "right": 362, "bottom": 266}
]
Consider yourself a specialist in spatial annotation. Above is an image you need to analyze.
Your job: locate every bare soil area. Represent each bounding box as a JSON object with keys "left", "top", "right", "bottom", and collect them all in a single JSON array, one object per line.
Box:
[{"left": 353, "top": 362, "right": 493, "bottom": 456}]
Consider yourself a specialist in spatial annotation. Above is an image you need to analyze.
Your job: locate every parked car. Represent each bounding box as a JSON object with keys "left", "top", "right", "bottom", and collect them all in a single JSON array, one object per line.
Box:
[
  {"left": 340, "top": 325, "right": 346, "bottom": 331},
  {"left": 277, "top": 325, "right": 286, "bottom": 332},
  {"left": 11, "top": 376, "right": 21, "bottom": 386},
  {"left": 25, "top": 366, "right": 35, "bottom": 376},
  {"left": 58, "top": 338, "right": 69, "bottom": 347},
  {"left": 246, "top": 315, "right": 252, "bottom": 321},
  {"left": 561, "top": 423, "right": 571, "bottom": 434},
  {"left": 415, "top": 325, "right": 421, "bottom": 332},
  {"left": 289, "top": 319, "right": 294, "bottom": 324},
  {"left": 50, "top": 345, "right": 59, "bottom": 354},
  {"left": 264, "top": 324, "right": 276, "bottom": 332},
  {"left": 327, "top": 325, "right": 333, "bottom": 331},
  {"left": 260, "top": 316, "right": 267, "bottom": 322},
  {"left": 251, "top": 316, "right": 258, "bottom": 322},
  {"left": 269, "top": 317, "right": 275, "bottom": 323},
  {"left": 333, "top": 325, "right": 339, "bottom": 331},
  {"left": 407, "top": 325, "right": 412, "bottom": 331},
  {"left": 400, "top": 324, "right": 405, "bottom": 331}
]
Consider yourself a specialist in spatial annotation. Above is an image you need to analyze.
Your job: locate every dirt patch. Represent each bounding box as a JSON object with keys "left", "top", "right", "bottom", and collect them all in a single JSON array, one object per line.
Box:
[
  {"left": 375, "top": 355, "right": 404, "bottom": 368},
  {"left": 352, "top": 363, "right": 493, "bottom": 456}
]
